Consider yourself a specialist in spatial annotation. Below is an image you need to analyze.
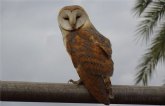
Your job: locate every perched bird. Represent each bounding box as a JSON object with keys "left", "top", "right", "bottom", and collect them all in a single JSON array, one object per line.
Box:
[{"left": 58, "top": 5, "right": 114, "bottom": 105}]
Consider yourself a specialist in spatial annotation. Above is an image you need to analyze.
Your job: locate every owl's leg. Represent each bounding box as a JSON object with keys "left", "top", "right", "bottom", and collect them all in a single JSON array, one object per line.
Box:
[{"left": 68, "top": 79, "right": 83, "bottom": 85}]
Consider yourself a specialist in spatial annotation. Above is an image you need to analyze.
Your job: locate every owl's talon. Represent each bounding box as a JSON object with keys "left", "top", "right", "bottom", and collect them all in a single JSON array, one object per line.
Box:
[
  {"left": 68, "top": 79, "right": 74, "bottom": 83},
  {"left": 68, "top": 79, "right": 82, "bottom": 85}
]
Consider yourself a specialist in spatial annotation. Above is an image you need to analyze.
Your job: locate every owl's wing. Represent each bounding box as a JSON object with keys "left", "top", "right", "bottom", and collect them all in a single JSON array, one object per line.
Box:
[
  {"left": 66, "top": 31, "right": 113, "bottom": 76},
  {"left": 88, "top": 34, "right": 113, "bottom": 76},
  {"left": 81, "top": 35, "right": 113, "bottom": 105},
  {"left": 66, "top": 31, "right": 113, "bottom": 105},
  {"left": 96, "top": 38, "right": 112, "bottom": 59},
  {"left": 78, "top": 39, "right": 113, "bottom": 104}
]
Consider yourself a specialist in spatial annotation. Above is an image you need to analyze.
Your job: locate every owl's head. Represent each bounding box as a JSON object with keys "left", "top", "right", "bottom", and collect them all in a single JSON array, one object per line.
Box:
[{"left": 58, "top": 5, "right": 90, "bottom": 31}]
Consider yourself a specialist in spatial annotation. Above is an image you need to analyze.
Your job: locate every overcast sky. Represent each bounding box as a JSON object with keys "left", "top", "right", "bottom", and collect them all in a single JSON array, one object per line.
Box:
[{"left": 1, "top": 0, "right": 165, "bottom": 106}]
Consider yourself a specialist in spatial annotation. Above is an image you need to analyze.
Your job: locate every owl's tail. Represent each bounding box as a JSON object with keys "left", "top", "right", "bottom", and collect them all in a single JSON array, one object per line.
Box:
[
  {"left": 102, "top": 76, "right": 114, "bottom": 99},
  {"left": 77, "top": 67, "right": 111, "bottom": 105},
  {"left": 108, "top": 78, "right": 114, "bottom": 99}
]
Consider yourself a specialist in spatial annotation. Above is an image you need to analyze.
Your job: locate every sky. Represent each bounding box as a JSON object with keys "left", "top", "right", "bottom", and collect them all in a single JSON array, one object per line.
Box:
[{"left": 1, "top": 0, "right": 165, "bottom": 106}]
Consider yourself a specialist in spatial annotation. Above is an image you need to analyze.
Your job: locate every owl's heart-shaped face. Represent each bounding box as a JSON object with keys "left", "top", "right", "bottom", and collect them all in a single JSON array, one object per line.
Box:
[{"left": 58, "top": 5, "right": 89, "bottom": 31}]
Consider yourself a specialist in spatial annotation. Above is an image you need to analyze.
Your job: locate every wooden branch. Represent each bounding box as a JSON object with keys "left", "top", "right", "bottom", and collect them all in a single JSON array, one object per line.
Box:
[{"left": 0, "top": 81, "right": 165, "bottom": 105}]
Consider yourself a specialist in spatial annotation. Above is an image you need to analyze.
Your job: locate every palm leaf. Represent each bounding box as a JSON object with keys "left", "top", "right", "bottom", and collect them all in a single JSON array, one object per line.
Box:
[
  {"left": 135, "top": 22, "right": 165, "bottom": 85},
  {"left": 135, "top": 1, "right": 165, "bottom": 43},
  {"left": 133, "top": 0, "right": 152, "bottom": 16}
]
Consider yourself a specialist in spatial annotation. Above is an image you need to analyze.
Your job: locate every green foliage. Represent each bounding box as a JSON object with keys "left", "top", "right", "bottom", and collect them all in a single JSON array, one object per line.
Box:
[
  {"left": 133, "top": 0, "right": 152, "bottom": 16},
  {"left": 133, "top": 0, "right": 165, "bottom": 85},
  {"left": 135, "top": 1, "right": 165, "bottom": 42}
]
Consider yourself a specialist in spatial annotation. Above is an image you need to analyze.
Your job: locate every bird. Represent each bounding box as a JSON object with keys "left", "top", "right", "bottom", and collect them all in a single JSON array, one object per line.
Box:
[{"left": 58, "top": 5, "right": 114, "bottom": 105}]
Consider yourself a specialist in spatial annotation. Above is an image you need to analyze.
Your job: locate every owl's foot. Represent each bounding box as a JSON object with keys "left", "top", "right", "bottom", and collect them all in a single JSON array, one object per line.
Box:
[{"left": 68, "top": 79, "right": 83, "bottom": 85}]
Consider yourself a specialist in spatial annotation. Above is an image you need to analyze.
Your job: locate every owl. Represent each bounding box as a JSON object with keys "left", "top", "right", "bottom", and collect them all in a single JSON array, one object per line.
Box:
[{"left": 58, "top": 5, "right": 114, "bottom": 105}]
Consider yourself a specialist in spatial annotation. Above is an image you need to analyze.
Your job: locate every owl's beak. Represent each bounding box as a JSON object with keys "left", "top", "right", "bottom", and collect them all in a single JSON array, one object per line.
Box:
[{"left": 69, "top": 15, "right": 76, "bottom": 29}]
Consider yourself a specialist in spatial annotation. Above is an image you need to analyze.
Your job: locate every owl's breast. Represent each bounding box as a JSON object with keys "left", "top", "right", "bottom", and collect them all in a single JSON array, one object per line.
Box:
[{"left": 66, "top": 32, "right": 92, "bottom": 53}]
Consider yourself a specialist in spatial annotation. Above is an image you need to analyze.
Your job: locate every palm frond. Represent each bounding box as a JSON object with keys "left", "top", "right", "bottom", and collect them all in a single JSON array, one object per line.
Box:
[
  {"left": 151, "top": 22, "right": 165, "bottom": 62},
  {"left": 136, "top": 1, "right": 165, "bottom": 43},
  {"left": 135, "top": 54, "right": 155, "bottom": 86},
  {"left": 135, "top": 22, "right": 165, "bottom": 85},
  {"left": 133, "top": 0, "right": 152, "bottom": 16}
]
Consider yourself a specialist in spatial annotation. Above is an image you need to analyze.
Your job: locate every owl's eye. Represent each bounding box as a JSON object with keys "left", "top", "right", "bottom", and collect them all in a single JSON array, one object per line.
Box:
[
  {"left": 64, "top": 17, "right": 69, "bottom": 20},
  {"left": 76, "top": 15, "right": 81, "bottom": 19}
]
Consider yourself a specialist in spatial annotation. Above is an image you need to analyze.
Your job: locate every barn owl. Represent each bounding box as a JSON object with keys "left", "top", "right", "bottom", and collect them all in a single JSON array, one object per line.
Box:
[{"left": 58, "top": 5, "right": 114, "bottom": 105}]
